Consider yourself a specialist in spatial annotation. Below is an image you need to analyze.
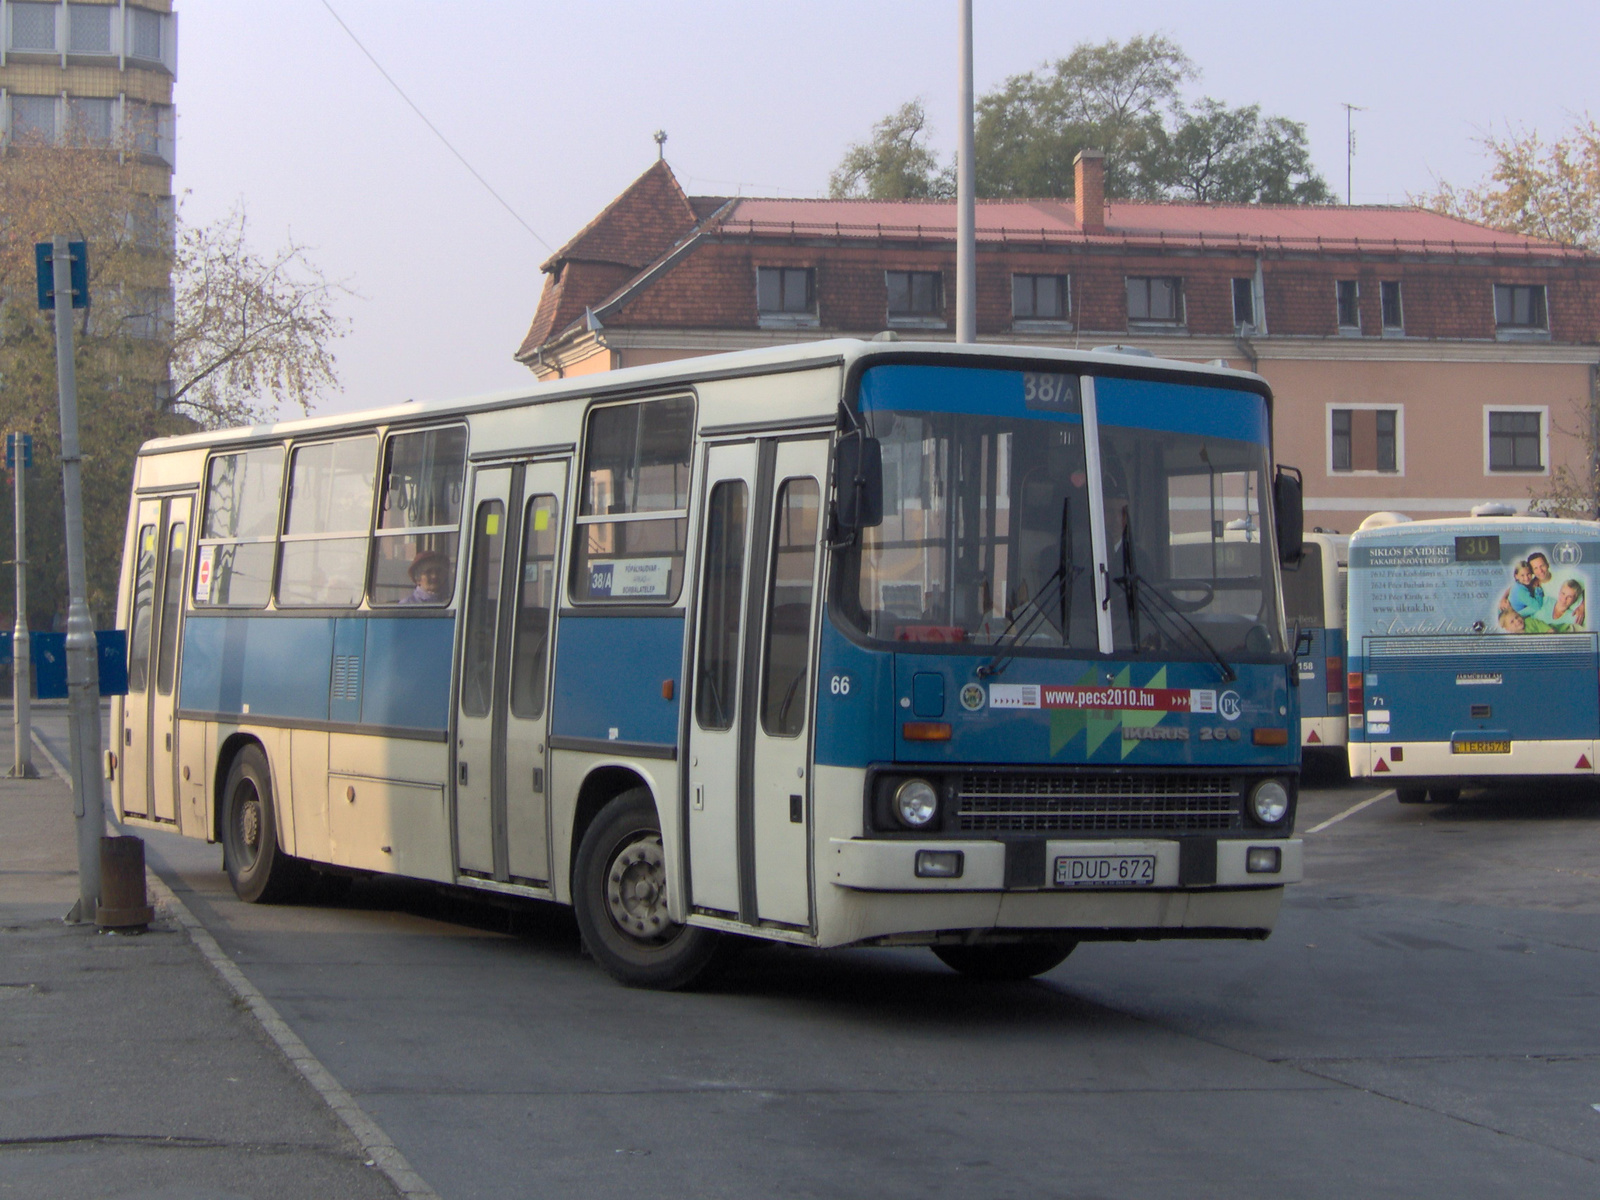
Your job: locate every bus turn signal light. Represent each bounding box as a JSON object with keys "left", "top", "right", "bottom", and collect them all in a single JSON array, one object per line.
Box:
[
  {"left": 1252, "top": 728, "right": 1289, "bottom": 746},
  {"left": 902, "top": 722, "right": 952, "bottom": 741},
  {"left": 1347, "top": 672, "right": 1363, "bottom": 716}
]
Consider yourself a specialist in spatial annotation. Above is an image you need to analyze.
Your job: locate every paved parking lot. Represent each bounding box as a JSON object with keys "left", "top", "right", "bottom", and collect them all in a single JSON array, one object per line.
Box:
[{"left": 29, "top": 710, "right": 1600, "bottom": 1198}]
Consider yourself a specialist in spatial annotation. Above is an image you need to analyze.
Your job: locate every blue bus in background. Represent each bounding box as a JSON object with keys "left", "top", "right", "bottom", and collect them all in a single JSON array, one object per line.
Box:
[
  {"left": 1348, "top": 514, "right": 1600, "bottom": 803},
  {"left": 1282, "top": 532, "right": 1350, "bottom": 766},
  {"left": 113, "top": 340, "right": 1305, "bottom": 988}
]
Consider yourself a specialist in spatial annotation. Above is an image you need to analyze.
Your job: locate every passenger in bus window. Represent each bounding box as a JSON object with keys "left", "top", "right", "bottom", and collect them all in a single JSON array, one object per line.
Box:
[{"left": 401, "top": 551, "right": 452, "bottom": 605}]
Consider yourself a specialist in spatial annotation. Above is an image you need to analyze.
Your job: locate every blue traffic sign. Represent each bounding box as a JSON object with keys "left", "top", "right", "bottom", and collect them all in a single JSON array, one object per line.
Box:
[
  {"left": 34, "top": 241, "right": 89, "bottom": 311},
  {"left": 5, "top": 434, "right": 33, "bottom": 469}
]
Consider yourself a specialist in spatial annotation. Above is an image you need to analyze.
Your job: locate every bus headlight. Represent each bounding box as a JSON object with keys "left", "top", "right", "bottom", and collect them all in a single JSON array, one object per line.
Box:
[
  {"left": 894, "top": 779, "right": 939, "bottom": 829},
  {"left": 1248, "top": 779, "right": 1290, "bottom": 826}
]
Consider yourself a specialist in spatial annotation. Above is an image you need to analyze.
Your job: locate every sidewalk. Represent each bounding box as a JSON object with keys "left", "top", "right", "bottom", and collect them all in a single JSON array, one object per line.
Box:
[{"left": 0, "top": 763, "right": 405, "bottom": 1199}]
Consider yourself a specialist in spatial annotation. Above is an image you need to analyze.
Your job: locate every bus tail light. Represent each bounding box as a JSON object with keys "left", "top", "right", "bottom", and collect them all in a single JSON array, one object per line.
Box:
[
  {"left": 1326, "top": 657, "right": 1343, "bottom": 688},
  {"left": 1347, "top": 672, "right": 1363, "bottom": 716}
]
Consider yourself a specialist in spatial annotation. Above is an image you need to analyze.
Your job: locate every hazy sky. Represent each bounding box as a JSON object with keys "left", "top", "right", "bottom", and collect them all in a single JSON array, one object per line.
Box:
[{"left": 175, "top": 1, "right": 1597, "bottom": 418}]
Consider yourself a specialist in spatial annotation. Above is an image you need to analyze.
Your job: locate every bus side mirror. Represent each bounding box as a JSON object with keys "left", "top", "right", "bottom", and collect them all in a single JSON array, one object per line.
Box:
[
  {"left": 1274, "top": 465, "right": 1303, "bottom": 566},
  {"left": 835, "top": 435, "right": 883, "bottom": 530}
]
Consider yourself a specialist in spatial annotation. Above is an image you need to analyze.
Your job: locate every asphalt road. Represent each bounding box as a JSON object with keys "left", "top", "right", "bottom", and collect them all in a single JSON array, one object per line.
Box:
[{"left": 33, "top": 709, "right": 1600, "bottom": 1198}]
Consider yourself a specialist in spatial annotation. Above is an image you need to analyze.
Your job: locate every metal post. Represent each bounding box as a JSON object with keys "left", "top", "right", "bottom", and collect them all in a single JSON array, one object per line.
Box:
[
  {"left": 10, "top": 435, "right": 36, "bottom": 778},
  {"left": 50, "top": 236, "right": 104, "bottom": 923},
  {"left": 955, "top": 0, "right": 976, "bottom": 344}
]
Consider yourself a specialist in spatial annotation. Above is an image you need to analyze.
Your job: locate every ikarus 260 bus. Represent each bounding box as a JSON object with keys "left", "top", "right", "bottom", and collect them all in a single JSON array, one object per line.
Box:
[{"left": 112, "top": 339, "right": 1306, "bottom": 988}]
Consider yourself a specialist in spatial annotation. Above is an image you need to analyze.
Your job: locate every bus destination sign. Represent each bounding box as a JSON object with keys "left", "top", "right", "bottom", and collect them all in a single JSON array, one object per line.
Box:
[{"left": 1454, "top": 535, "right": 1501, "bottom": 563}]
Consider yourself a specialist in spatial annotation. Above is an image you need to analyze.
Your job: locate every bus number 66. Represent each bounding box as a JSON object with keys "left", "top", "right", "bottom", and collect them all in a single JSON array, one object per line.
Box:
[{"left": 830, "top": 675, "right": 851, "bottom": 696}]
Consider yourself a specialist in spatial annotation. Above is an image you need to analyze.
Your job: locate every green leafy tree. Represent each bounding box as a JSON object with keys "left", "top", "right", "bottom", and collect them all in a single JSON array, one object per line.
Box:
[
  {"left": 1148, "top": 101, "right": 1334, "bottom": 204},
  {"left": 828, "top": 100, "right": 954, "bottom": 200},
  {"left": 830, "top": 34, "right": 1332, "bottom": 205}
]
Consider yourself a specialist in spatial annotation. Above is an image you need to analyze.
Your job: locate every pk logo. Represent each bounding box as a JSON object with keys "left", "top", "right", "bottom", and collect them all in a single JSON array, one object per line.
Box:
[{"left": 1218, "top": 690, "right": 1242, "bottom": 722}]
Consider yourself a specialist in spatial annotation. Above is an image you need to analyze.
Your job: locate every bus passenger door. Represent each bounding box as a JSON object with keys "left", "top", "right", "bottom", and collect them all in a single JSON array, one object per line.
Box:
[
  {"left": 503, "top": 462, "right": 566, "bottom": 885},
  {"left": 455, "top": 468, "right": 512, "bottom": 877},
  {"left": 748, "top": 440, "right": 826, "bottom": 927},
  {"left": 686, "top": 442, "right": 759, "bottom": 916},
  {"left": 148, "top": 499, "right": 191, "bottom": 823},
  {"left": 118, "top": 495, "right": 190, "bottom": 823},
  {"left": 118, "top": 501, "right": 162, "bottom": 819}
]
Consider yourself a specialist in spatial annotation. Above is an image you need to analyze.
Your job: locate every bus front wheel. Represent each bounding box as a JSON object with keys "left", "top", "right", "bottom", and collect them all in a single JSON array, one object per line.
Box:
[
  {"left": 221, "top": 745, "right": 305, "bottom": 904},
  {"left": 932, "top": 941, "right": 1077, "bottom": 981},
  {"left": 573, "top": 788, "right": 725, "bottom": 990}
]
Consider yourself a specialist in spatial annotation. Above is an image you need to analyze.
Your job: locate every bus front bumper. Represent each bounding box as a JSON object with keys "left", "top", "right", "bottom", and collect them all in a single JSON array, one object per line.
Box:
[{"left": 829, "top": 836, "right": 1302, "bottom": 893}]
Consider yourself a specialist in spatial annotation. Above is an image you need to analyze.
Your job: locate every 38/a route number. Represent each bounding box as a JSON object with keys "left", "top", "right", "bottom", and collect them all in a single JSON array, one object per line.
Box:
[{"left": 829, "top": 674, "right": 852, "bottom": 695}]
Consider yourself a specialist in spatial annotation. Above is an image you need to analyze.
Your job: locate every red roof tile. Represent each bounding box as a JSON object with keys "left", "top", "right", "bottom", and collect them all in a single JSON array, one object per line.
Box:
[{"left": 713, "top": 197, "right": 1580, "bottom": 256}]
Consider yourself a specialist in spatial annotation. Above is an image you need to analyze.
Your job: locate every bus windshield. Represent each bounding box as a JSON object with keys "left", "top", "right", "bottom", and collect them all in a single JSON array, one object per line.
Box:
[{"left": 838, "top": 365, "right": 1284, "bottom": 657}]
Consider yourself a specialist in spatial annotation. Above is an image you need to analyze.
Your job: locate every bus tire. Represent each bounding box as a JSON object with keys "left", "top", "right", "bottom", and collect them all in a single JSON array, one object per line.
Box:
[
  {"left": 932, "top": 941, "right": 1077, "bottom": 981},
  {"left": 221, "top": 745, "right": 305, "bottom": 904},
  {"left": 572, "top": 787, "right": 724, "bottom": 990},
  {"left": 1395, "top": 787, "right": 1429, "bottom": 805}
]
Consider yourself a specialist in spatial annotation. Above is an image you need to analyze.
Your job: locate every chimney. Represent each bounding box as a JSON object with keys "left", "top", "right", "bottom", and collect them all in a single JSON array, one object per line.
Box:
[{"left": 1074, "top": 149, "right": 1106, "bottom": 234}]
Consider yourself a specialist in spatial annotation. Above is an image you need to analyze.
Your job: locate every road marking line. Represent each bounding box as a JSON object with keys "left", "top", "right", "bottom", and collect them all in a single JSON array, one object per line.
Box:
[
  {"left": 38, "top": 729, "right": 442, "bottom": 1200},
  {"left": 1305, "top": 790, "right": 1394, "bottom": 834}
]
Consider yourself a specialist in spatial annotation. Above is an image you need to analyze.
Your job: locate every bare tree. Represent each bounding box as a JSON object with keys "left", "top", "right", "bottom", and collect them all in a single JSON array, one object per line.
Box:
[{"left": 170, "top": 204, "right": 348, "bottom": 428}]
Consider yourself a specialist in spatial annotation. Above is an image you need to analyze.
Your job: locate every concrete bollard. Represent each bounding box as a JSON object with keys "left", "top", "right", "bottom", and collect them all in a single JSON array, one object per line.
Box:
[{"left": 96, "top": 835, "right": 154, "bottom": 931}]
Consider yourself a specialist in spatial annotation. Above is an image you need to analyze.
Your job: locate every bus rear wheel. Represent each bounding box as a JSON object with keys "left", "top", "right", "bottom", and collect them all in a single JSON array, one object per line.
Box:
[
  {"left": 221, "top": 745, "right": 305, "bottom": 904},
  {"left": 932, "top": 941, "right": 1077, "bottom": 981},
  {"left": 1396, "top": 787, "right": 1429, "bottom": 805},
  {"left": 573, "top": 788, "right": 725, "bottom": 990}
]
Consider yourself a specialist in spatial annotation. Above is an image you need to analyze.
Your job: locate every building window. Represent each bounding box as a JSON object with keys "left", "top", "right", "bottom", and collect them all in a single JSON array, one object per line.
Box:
[
  {"left": 757, "top": 267, "right": 814, "bottom": 315},
  {"left": 1231, "top": 278, "right": 1256, "bottom": 330},
  {"left": 125, "top": 101, "right": 176, "bottom": 166},
  {"left": 1127, "top": 276, "right": 1182, "bottom": 324},
  {"left": 1380, "top": 281, "right": 1403, "bottom": 331},
  {"left": 65, "top": 97, "right": 113, "bottom": 145},
  {"left": 67, "top": 4, "right": 113, "bottom": 54},
  {"left": 129, "top": 6, "right": 164, "bottom": 60},
  {"left": 1487, "top": 410, "right": 1544, "bottom": 472},
  {"left": 1494, "top": 284, "right": 1548, "bottom": 331},
  {"left": 8, "top": 95, "right": 56, "bottom": 143},
  {"left": 886, "top": 270, "right": 943, "bottom": 319},
  {"left": 756, "top": 267, "right": 816, "bottom": 327},
  {"left": 9, "top": 3, "right": 57, "bottom": 51},
  {"left": 1336, "top": 280, "right": 1360, "bottom": 330},
  {"left": 1012, "top": 274, "right": 1068, "bottom": 321},
  {"left": 1330, "top": 408, "right": 1399, "bottom": 473}
]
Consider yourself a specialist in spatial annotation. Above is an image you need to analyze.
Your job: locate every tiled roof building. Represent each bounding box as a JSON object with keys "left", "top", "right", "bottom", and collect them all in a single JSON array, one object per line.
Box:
[{"left": 516, "top": 156, "right": 1600, "bottom": 527}]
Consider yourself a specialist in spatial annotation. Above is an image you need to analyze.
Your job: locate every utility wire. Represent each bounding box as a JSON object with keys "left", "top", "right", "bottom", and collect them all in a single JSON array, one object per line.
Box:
[{"left": 319, "top": 0, "right": 553, "bottom": 250}]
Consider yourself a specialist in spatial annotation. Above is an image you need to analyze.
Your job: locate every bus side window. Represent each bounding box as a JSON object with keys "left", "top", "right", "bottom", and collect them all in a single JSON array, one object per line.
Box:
[
  {"left": 370, "top": 426, "right": 467, "bottom": 607},
  {"left": 127, "top": 524, "right": 158, "bottom": 693},
  {"left": 509, "top": 495, "right": 559, "bottom": 719},
  {"left": 760, "top": 479, "right": 820, "bottom": 737},
  {"left": 195, "top": 447, "right": 283, "bottom": 607},
  {"left": 695, "top": 481, "right": 747, "bottom": 731},
  {"left": 277, "top": 436, "right": 376, "bottom": 607},
  {"left": 460, "top": 501, "right": 505, "bottom": 718}
]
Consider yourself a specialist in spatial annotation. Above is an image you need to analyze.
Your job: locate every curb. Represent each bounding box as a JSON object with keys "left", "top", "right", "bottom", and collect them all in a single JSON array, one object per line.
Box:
[{"left": 31, "top": 729, "right": 442, "bottom": 1200}]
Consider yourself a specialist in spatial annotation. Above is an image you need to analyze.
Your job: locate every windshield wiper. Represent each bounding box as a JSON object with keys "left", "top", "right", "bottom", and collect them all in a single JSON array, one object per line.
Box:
[
  {"left": 1111, "top": 506, "right": 1237, "bottom": 683},
  {"left": 979, "top": 498, "right": 1077, "bottom": 679}
]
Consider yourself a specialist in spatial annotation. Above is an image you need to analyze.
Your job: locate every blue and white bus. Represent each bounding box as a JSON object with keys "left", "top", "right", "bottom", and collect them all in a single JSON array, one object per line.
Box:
[
  {"left": 1282, "top": 532, "right": 1350, "bottom": 761},
  {"left": 112, "top": 340, "right": 1305, "bottom": 987},
  {"left": 1348, "top": 513, "right": 1600, "bottom": 803}
]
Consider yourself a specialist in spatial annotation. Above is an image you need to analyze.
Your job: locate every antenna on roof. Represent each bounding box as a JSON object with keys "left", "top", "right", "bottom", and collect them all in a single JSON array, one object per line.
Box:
[
  {"left": 1341, "top": 102, "right": 1367, "bottom": 205},
  {"left": 653, "top": 130, "right": 667, "bottom": 161}
]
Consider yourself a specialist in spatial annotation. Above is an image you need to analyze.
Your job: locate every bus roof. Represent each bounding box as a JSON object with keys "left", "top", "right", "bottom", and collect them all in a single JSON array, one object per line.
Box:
[
  {"left": 136, "top": 338, "right": 1270, "bottom": 457},
  {"left": 1350, "top": 515, "right": 1600, "bottom": 545}
]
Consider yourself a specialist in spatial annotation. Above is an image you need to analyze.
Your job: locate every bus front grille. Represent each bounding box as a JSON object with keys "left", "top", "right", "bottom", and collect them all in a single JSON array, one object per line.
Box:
[{"left": 956, "top": 773, "right": 1241, "bottom": 833}]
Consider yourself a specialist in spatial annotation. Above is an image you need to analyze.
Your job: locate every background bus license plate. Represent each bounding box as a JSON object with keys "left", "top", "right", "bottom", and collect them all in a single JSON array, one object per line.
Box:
[
  {"left": 1054, "top": 854, "right": 1156, "bottom": 887},
  {"left": 1452, "top": 739, "right": 1510, "bottom": 754}
]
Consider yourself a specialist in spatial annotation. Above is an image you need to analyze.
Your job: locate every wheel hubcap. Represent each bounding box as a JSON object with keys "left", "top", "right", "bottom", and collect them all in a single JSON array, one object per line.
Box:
[
  {"left": 604, "top": 833, "right": 672, "bottom": 940},
  {"left": 237, "top": 784, "right": 261, "bottom": 867}
]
